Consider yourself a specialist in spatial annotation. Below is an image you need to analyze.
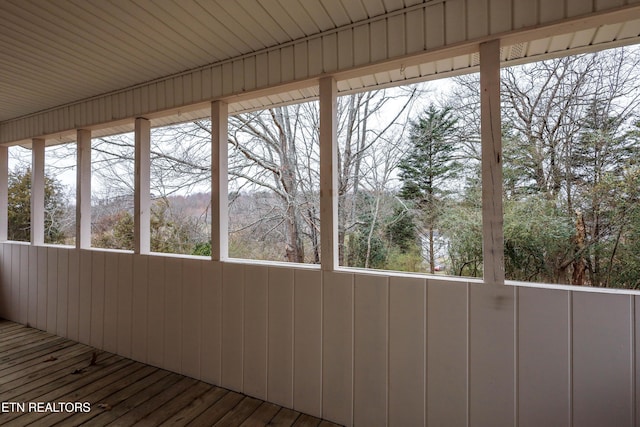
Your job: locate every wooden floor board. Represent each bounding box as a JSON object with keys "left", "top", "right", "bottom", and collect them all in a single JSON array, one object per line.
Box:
[
  {"left": 0, "top": 340, "right": 78, "bottom": 374},
  {"left": 0, "top": 320, "right": 342, "bottom": 426},
  {"left": 159, "top": 386, "right": 228, "bottom": 426},
  {"left": 0, "top": 335, "right": 65, "bottom": 360},
  {"left": 88, "top": 372, "right": 185, "bottom": 425},
  {"left": 269, "top": 407, "right": 302, "bottom": 426},
  {"left": 0, "top": 344, "right": 91, "bottom": 385},
  {"left": 187, "top": 391, "right": 245, "bottom": 426},
  {"left": 213, "top": 396, "right": 263, "bottom": 426},
  {"left": 58, "top": 368, "right": 172, "bottom": 426},
  {"left": 240, "top": 401, "right": 281, "bottom": 426},
  {"left": 27, "top": 363, "right": 151, "bottom": 427}
]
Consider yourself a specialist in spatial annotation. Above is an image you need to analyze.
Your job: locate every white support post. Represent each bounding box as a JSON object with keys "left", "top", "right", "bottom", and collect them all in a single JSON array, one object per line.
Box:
[
  {"left": 76, "top": 129, "right": 92, "bottom": 249},
  {"left": 0, "top": 146, "right": 7, "bottom": 241},
  {"left": 319, "top": 77, "right": 339, "bottom": 271},
  {"left": 211, "top": 101, "right": 229, "bottom": 261},
  {"left": 134, "top": 118, "right": 151, "bottom": 254},
  {"left": 31, "top": 138, "right": 45, "bottom": 245},
  {"left": 480, "top": 39, "right": 505, "bottom": 285}
]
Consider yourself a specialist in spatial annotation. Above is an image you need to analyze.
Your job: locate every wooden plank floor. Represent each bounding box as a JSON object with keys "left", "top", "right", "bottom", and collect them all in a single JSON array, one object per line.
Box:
[{"left": 0, "top": 319, "right": 342, "bottom": 427}]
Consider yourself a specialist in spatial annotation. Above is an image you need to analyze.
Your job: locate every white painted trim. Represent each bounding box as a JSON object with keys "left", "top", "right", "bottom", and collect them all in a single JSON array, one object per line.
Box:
[
  {"left": 31, "top": 138, "right": 45, "bottom": 245},
  {"left": 480, "top": 40, "right": 505, "bottom": 286},
  {"left": 76, "top": 129, "right": 91, "bottom": 249},
  {"left": 0, "top": 145, "right": 7, "bottom": 241},
  {"left": 134, "top": 118, "right": 150, "bottom": 254},
  {"left": 319, "top": 77, "right": 338, "bottom": 272},
  {"left": 211, "top": 101, "right": 228, "bottom": 261}
]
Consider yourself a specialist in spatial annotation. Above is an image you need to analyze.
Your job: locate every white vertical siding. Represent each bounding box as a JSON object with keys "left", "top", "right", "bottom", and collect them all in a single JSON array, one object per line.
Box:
[
  {"left": 353, "top": 274, "right": 388, "bottom": 426},
  {"left": 27, "top": 246, "right": 38, "bottom": 328},
  {"left": 90, "top": 251, "right": 105, "bottom": 348},
  {"left": 181, "top": 258, "right": 202, "bottom": 379},
  {"left": 518, "top": 287, "right": 571, "bottom": 427},
  {"left": 322, "top": 271, "right": 354, "bottom": 426},
  {"left": 147, "top": 255, "right": 165, "bottom": 367},
  {"left": 388, "top": 276, "right": 426, "bottom": 426},
  {"left": 469, "top": 284, "right": 515, "bottom": 427},
  {"left": 243, "top": 264, "right": 268, "bottom": 399},
  {"left": 164, "top": 257, "right": 183, "bottom": 374},
  {"left": 2, "top": 244, "right": 640, "bottom": 426},
  {"left": 55, "top": 248, "right": 68, "bottom": 338},
  {"left": 427, "top": 279, "right": 469, "bottom": 427},
  {"left": 200, "top": 261, "right": 222, "bottom": 385},
  {"left": 67, "top": 249, "right": 79, "bottom": 341},
  {"left": 36, "top": 246, "right": 47, "bottom": 331},
  {"left": 131, "top": 255, "right": 148, "bottom": 362},
  {"left": 46, "top": 247, "right": 58, "bottom": 334},
  {"left": 572, "top": 292, "right": 633, "bottom": 427},
  {"left": 116, "top": 252, "right": 133, "bottom": 358},
  {"left": 293, "top": 268, "right": 323, "bottom": 417},
  {"left": 267, "top": 266, "right": 295, "bottom": 407},
  {"left": 221, "top": 262, "right": 244, "bottom": 392},
  {"left": 491, "top": 0, "right": 513, "bottom": 34},
  {"left": 103, "top": 252, "right": 118, "bottom": 354},
  {"left": 18, "top": 245, "right": 28, "bottom": 325}
]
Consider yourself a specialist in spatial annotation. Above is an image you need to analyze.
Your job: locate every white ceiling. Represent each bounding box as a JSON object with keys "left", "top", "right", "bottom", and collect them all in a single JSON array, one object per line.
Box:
[
  {"left": 2, "top": 0, "right": 640, "bottom": 141},
  {"left": 0, "top": 0, "right": 425, "bottom": 123}
]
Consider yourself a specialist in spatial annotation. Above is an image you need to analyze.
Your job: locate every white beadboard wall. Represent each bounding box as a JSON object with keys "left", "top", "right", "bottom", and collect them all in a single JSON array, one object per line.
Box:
[
  {"left": 2, "top": 0, "right": 640, "bottom": 145},
  {"left": 0, "top": 243, "right": 638, "bottom": 427}
]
